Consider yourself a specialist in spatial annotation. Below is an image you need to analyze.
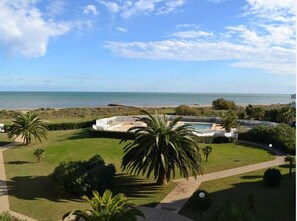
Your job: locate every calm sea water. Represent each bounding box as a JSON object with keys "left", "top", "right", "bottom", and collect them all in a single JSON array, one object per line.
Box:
[{"left": 0, "top": 92, "right": 292, "bottom": 109}]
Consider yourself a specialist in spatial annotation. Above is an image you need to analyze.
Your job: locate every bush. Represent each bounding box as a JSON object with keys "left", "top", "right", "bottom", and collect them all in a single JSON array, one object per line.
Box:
[
  {"left": 212, "top": 98, "right": 237, "bottom": 110},
  {"left": 238, "top": 124, "right": 296, "bottom": 154},
  {"left": 52, "top": 155, "right": 116, "bottom": 196},
  {"left": 0, "top": 212, "right": 26, "bottom": 221},
  {"left": 47, "top": 120, "right": 95, "bottom": 131},
  {"left": 263, "top": 168, "right": 282, "bottom": 187},
  {"left": 175, "top": 105, "right": 198, "bottom": 116},
  {"left": 213, "top": 136, "right": 234, "bottom": 143}
]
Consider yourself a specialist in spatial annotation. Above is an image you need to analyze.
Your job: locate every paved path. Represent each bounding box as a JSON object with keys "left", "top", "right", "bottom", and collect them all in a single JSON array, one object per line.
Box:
[{"left": 156, "top": 142, "right": 286, "bottom": 213}]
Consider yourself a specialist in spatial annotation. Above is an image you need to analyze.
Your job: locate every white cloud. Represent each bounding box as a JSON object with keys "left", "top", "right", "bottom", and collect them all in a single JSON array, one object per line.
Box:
[
  {"left": 0, "top": 0, "right": 72, "bottom": 58},
  {"left": 176, "top": 23, "right": 200, "bottom": 29},
  {"left": 83, "top": 4, "right": 98, "bottom": 16},
  {"left": 46, "top": 0, "right": 65, "bottom": 16},
  {"left": 99, "top": 0, "right": 186, "bottom": 17},
  {"left": 116, "top": 27, "right": 128, "bottom": 32},
  {"left": 99, "top": 1, "right": 120, "bottom": 14},
  {"left": 104, "top": 0, "right": 296, "bottom": 75},
  {"left": 171, "top": 31, "right": 214, "bottom": 38}
]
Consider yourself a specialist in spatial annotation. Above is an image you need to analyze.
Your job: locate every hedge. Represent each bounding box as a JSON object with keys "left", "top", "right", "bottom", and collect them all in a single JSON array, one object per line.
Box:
[
  {"left": 238, "top": 124, "right": 296, "bottom": 154},
  {"left": 47, "top": 120, "right": 95, "bottom": 131}
]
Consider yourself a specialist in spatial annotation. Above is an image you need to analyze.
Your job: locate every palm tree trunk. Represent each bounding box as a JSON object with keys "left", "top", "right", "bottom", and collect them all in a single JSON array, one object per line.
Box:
[{"left": 156, "top": 168, "right": 167, "bottom": 185}]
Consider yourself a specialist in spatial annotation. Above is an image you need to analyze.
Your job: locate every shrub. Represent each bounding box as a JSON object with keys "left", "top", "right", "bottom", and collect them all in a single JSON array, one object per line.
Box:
[
  {"left": 213, "top": 136, "right": 234, "bottom": 143},
  {"left": 238, "top": 124, "right": 296, "bottom": 154},
  {"left": 212, "top": 98, "right": 237, "bottom": 110},
  {"left": 52, "top": 155, "right": 116, "bottom": 196},
  {"left": 47, "top": 120, "right": 95, "bottom": 131},
  {"left": 263, "top": 168, "right": 282, "bottom": 187},
  {"left": 175, "top": 105, "right": 198, "bottom": 116},
  {"left": 0, "top": 212, "right": 26, "bottom": 221}
]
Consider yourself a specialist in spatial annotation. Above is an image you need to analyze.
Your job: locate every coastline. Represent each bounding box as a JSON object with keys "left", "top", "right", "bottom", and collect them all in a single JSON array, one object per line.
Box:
[{"left": 0, "top": 103, "right": 289, "bottom": 111}]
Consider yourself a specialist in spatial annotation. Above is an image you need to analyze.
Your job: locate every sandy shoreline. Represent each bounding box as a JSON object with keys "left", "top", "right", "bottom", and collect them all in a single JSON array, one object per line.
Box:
[{"left": 0, "top": 103, "right": 288, "bottom": 111}]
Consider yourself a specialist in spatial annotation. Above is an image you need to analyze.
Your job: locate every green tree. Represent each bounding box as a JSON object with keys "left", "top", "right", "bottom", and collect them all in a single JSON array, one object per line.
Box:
[
  {"left": 121, "top": 110, "right": 202, "bottom": 185},
  {"left": 7, "top": 112, "right": 47, "bottom": 145},
  {"left": 33, "top": 148, "right": 45, "bottom": 163},
  {"left": 277, "top": 107, "right": 296, "bottom": 124},
  {"left": 212, "top": 98, "right": 237, "bottom": 110},
  {"left": 202, "top": 146, "right": 212, "bottom": 162},
  {"left": 63, "top": 190, "right": 144, "bottom": 221},
  {"left": 221, "top": 111, "right": 238, "bottom": 132},
  {"left": 251, "top": 107, "right": 265, "bottom": 120},
  {"left": 285, "top": 155, "right": 295, "bottom": 176}
]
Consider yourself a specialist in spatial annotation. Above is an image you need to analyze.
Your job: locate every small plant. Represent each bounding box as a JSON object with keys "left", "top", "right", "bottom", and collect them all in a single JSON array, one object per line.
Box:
[
  {"left": 0, "top": 211, "right": 26, "bottom": 221},
  {"left": 202, "top": 146, "right": 212, "bottom": 162},
  {"left": 285, "top": 155, "right": 295, "bottom": 176},
  {"left": 63, "top": 190, "right": 144, "bottom": 221},
  {"left": 263, "top": 168, "right": 282, "bottom": 187},
  {"left": 33, "top": 148, "right": 45, "bottom": 163}
]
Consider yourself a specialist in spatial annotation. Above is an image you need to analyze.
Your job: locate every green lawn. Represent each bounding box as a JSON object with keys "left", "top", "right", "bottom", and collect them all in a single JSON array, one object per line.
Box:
[
  {"left": 3, "top": 129, "right": 275, "bottom": 220},
  {"left": 180, "top": 166, "right": 296, "bottom": 221}
]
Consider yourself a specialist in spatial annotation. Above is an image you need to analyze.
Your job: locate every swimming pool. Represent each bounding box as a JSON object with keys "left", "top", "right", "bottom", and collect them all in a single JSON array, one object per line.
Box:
[{"left": 184, "top": 123, "right": 213, "bottom": 131}]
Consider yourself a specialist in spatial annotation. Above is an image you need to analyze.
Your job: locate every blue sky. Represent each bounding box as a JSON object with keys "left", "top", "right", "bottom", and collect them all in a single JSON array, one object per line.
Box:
[{"left": 0, "top": 0, "right": 295, "bottom": 93}]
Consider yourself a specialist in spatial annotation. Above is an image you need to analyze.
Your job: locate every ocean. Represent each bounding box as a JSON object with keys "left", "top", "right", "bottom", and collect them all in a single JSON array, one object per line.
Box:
[{"left": 0, "top": 92, "right": 292, "bottom": 109}]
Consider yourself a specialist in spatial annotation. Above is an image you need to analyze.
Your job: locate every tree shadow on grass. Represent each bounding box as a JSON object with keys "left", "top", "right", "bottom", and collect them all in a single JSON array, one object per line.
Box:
[
  {"left": 111, "top": 173, "right": 166, "bottom": 207},
  {"left": 66, "top": 129, "right": 127, "bottom": 140},
  {"left": 6, "top": 161, "right": 32, "bottom": 165},
  {"left": 0, "top": 141, "right": 11, "bottom": 147},
  {"left": 5, "top": 175, "right": 83, "bottom": 203}
]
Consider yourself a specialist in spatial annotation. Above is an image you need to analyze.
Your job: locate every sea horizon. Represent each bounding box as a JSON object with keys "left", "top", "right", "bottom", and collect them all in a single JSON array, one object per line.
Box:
[{"left": 0, "top": 91, "right": 293, "bottom": 110}]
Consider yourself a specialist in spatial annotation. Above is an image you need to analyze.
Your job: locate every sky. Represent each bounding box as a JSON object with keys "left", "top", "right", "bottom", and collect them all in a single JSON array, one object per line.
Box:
[{"left": 0, "top": 0, "right": 295, "bottom": 93}]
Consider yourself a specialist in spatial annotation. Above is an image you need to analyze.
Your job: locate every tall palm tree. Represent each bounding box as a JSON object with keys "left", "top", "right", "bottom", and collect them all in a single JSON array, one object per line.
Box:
[
  {"left": 121, "top": 110, "right": 202, "bottom": 185},
  {"left": 7, "top": 112, "right": 47, "bottom": 145},
  {"left": 220, "top": 111, "right": 238, "bottom": 133},
  {"left": 63, "top": 190, "right": 144, "bottom": 221}
]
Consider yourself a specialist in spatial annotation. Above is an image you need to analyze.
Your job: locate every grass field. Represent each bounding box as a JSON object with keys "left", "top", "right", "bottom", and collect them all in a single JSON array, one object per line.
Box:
[
  {"left": 2, "top": 129, "right": 275, "bottom": 220},
  {"left": 180, "top": 166, "right": 296, "bottom": 221}
]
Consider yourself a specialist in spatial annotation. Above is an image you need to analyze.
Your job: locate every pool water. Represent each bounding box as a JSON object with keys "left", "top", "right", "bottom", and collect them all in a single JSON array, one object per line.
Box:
[{"left": 184, "top": 123, "right": 213, "bottom": 131}]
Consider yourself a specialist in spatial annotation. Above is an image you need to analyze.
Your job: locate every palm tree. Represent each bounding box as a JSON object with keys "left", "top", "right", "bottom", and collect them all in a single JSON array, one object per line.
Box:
[
  {"left": 284, "top": 155, "right": 295, "bottom": 176},
  {"left": 220, "top": 111, "right": 238, "bottom": 133},
  {"left": 202, "top": 146, "right": 212, "bottom": 162},
  {"left": 63, "top": 190, "right": 144, "bottom": 221},
  {"left": 33, "top": 148, "right": 45, "bottom": 163},
  {"left": 7, "top": 112, "right": 47, "bottom": 145},
  {"left": 121, "top": 110, "right": 202, "bottom": 185}
]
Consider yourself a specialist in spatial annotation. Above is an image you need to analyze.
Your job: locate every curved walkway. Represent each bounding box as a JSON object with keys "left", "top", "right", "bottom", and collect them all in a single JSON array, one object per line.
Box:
[
  {"left": 156, "top": 141, "right": 286, "bottom": 213},
  {"left": 0, "top": 141, "right": 287, "bottom": 221}
]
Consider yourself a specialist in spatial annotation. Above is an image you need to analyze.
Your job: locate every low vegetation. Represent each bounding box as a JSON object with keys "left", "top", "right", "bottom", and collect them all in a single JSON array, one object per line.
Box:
[
  {"left": 63, "top": 190, "right": 144, "bottom": 221},
  {"left": 175, "top": 105, "right": 198, "bottom": 116},
  {"left": 263, "top": 168, "right": 282, "bottom": 187},
  {"left": 239, "top": 124, "right": 296, "bottom": 154},
  {"left": 52, "top": 155, "right": 116, "bottom": 196},
  {"left": 0, "top": 212, "right": 26, "bottom": 221}
]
